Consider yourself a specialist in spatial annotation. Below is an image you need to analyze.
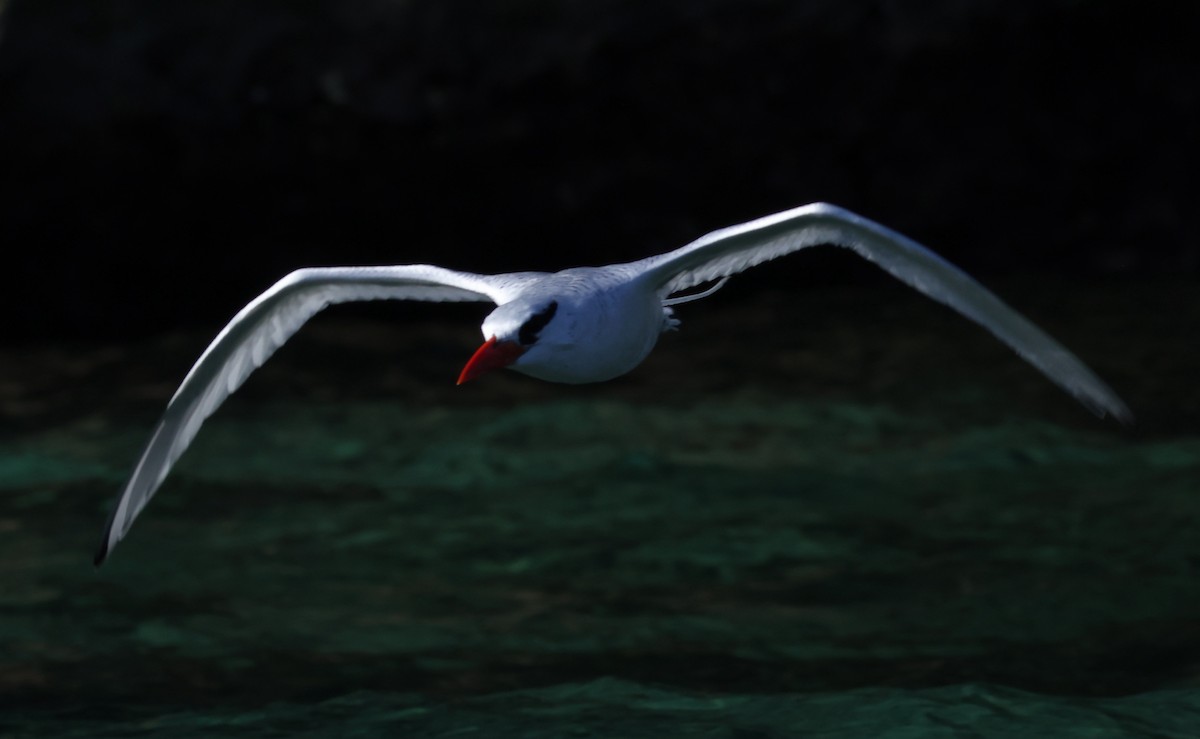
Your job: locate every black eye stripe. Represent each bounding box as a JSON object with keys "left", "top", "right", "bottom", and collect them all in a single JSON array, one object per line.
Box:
[{"left": 518, "top": 301, "right": 558, "bottom": 345}]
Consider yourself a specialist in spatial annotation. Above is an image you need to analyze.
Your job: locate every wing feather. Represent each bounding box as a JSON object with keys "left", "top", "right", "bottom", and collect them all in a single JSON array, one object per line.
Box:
[
  {"left": 631, "top": 202, "right": 1131, "bottom": 424},
  {"left": 96, "top": 265, "right": 531, "bottom": 564}
]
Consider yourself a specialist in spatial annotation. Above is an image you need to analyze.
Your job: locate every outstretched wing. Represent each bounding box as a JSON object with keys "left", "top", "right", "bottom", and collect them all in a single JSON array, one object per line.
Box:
[
  {"left": 96, "top": 265, "right": 536, "bottom": 565},
  {"left": 629, "top": 202, "right": 1131, "bottom": 424}
]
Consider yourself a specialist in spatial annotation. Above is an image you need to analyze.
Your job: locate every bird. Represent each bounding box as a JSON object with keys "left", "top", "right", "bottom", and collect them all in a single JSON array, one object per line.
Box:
[{"left": 93, "top": 202, "right": 1131, "bottom": 565}]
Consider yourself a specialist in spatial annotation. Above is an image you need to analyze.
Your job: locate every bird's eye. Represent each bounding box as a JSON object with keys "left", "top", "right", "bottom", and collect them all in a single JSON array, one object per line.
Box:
[{"left": 518, "top": 301, "right": 558, "bottom": 345}]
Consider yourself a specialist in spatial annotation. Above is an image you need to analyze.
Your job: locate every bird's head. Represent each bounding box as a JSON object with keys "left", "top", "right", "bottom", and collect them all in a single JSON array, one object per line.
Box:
[{"left": 458, "top": 298, "right": 563, "bottom": 384}]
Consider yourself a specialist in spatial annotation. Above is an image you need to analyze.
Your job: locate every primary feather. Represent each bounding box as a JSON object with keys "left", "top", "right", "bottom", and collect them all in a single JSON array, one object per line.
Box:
[
  {"left": 95, "top": 265, "right": 532, "bottom": 564},
  {"left": 631, "top": 203, "right": 1131, "bottom": 424}
]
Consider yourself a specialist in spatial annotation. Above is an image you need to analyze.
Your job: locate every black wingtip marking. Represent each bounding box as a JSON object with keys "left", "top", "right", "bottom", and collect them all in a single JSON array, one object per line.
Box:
[
  {"left": 94, "top": 520, "right": 114, "bottom": 567},
  {"left": 93, "top": 495, "right": 123, "bottom": 568},
  {"left": 93, "top": 541, "right": 109, "bottom": 568}
]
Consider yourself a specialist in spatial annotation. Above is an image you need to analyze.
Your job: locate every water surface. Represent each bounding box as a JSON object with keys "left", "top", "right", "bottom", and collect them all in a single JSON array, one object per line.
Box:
[{"left": 3, "top": 284, "right": 1197, "bottom": 736}]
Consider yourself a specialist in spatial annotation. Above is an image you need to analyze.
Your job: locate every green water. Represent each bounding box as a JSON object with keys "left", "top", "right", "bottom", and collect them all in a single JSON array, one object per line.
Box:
[{"left": 3, "top": 285, "right": 1198, "bottom": 736}]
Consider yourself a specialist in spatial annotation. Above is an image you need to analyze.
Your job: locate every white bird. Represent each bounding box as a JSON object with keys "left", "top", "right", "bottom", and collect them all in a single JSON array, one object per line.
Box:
[{"left": 94, "top": 202, "right": 1131, "bottom": 565}]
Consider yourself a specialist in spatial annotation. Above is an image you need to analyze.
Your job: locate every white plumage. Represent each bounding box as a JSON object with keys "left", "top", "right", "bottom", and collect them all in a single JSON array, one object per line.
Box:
[{"left": 94, "top": 202, "right": 1130, "bottom": 564}]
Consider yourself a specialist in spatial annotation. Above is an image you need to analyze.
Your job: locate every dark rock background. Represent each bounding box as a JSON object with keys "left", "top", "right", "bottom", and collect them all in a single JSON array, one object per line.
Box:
[{"left": 1, "top": 0, "right": 1196, "bottom": 341}]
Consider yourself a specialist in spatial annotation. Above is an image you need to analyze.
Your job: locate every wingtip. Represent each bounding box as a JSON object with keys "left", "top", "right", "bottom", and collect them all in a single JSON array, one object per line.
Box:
[
  {"left": 93, "top": 521, "right": 116, "bottom": 566},
  {"left": 1113, "top": 405, "right": 1136, "bottom": 427},
  {"left": 1086, "top": 394, "right": 1134, "bottom": 427},
  {"left": 1095, "top": 388, "right": 1135, "bottom": 427},
  {"left": 94, "top": 497, "right": 122, "bottom": 568}
]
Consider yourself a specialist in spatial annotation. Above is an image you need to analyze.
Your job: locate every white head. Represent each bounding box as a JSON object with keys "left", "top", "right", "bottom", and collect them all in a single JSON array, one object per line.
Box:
[{"left": 457, "top": 298, "right": 566, "bottom": 384}]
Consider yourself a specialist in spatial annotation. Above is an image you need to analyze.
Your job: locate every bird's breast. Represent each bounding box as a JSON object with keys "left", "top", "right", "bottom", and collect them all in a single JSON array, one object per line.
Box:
[{"left": 514, "top": 273, "right": 664, "bottom": 384}]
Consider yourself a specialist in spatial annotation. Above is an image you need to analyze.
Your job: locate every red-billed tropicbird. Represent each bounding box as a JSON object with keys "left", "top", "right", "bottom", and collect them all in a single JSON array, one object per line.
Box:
[{"left": 94, "top": 202, "right": 1130, "bottom": 564}]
